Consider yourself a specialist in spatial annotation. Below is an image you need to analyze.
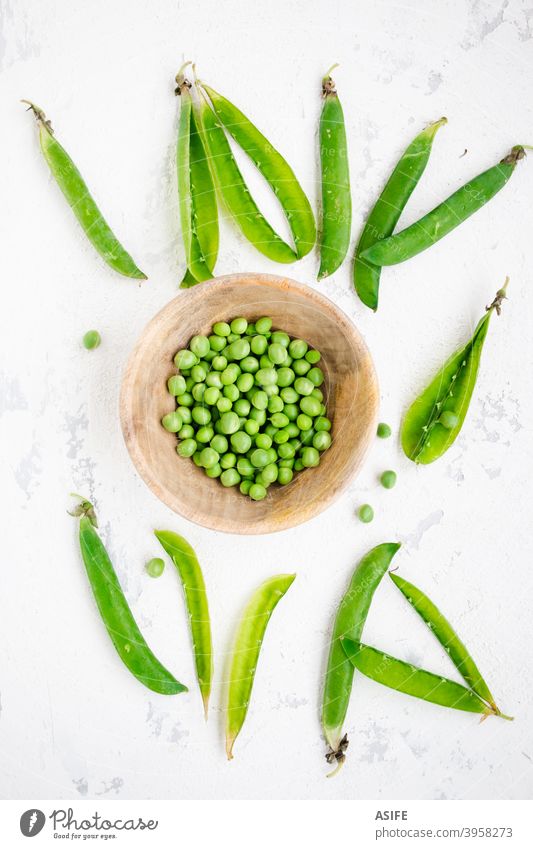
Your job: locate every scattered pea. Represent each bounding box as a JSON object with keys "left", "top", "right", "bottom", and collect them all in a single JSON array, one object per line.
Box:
[
  {"left": 380, "top": 470, "right": 397, "bottom": 489},
  {"left": 162, "top": 411, "right": 183, "bottom": 433},
  {"left": 377, "top": 422, "right": 392, "bottom": 439},
  {"left": 145, "top": 557, "right": 165, "bottom": 578},
  {"left": 358, "top": 504, "right": 374, "bottom": 523}
]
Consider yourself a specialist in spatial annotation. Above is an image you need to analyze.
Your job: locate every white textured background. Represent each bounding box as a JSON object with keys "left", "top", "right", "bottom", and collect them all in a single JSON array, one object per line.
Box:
[{"left": 1, "top": 0, "right": 532, "bottom": 801}]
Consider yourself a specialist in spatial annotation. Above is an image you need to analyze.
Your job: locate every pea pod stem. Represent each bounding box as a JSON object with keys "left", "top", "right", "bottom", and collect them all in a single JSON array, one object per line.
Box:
[
  {"left": 23, "top": 101, "right": 146, "bottom": 280},
  {"left": 401, "top": 279, "right": 509, "bottom": 464},
  {"left": 225, "top": 573, "right": 295, "bottom": 760},
  {"left": 72, "top": 499, "right": 187, "bottom": 696},
  {"left": 155, "top": 530, "right": 213, "bottom": 718},
  {"left": 361, "top": 146, "right": 525, "bottom": 267}
]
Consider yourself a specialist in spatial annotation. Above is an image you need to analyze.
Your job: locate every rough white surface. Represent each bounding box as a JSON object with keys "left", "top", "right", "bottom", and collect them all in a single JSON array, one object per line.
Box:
[{"left": 1, "top": 0, "right": 532, "bottom": 801}]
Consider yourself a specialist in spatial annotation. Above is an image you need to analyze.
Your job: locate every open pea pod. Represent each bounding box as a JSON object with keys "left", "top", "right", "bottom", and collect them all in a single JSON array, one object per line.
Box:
[
  {"left": 197, "top": 81, "right": 315, "bottom": 263},
  {"left": 401, "top": 280, "right": 508, "bottom": 464}
]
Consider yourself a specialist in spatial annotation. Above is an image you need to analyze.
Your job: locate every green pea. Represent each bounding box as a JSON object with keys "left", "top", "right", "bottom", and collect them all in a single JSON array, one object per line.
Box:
[
  {"left": 250, "top": 335, "right": 268, "bottom": 355},
  {"left": 313, "top": 431, "right": 332, "bottom": 451},
  {"left": 192, "top": 406, "right": 211, "bottom": 426},
  {"left": 209, "top": 334, "right": 226, "bottom": 352},
  {"left": 223, "top": 384, "right": 240, "bottom": 402},
  {"left": 265, "top": 448, "right": 278, "bottom": 464},
  {"left": 193, "top": 451, "right": 203, "bottom": 466},
  {"left": 234, "top": 399, "right": 251, "bottom": 417},
  {"left": 259, "top": 355, "right": 273, "bottom": 369},
  {"left": 249, "top": 483, "right": 267, "bottom": 500},
  {"left": 311, "top": 388, "right": 324, "bottom": 402},
  {"left": 179, "top": 424, "right": 195, "bottom": 440},
  {"left": 176, "top": 406, "right": 192, "bottom": 424},
  {"left": 271, "top": 331, "right": 290, "bottom": 348},
  {"left": 255, "top": 317, "right": 272, "bottom": 334},
  {"left": 189, "top": 334, "right": 210, "bottom": 358},
  {"left": 300, "top": 395, "right": 322, "bottom": 417},
  {"left": 251, "top": 390, "right": 268, "bottom": 410},
  {"left": 307, "top": 367, "right": 324, "bottom": 387},
  {"left": 192, "top": 383, "right": 206, "bottom": 402},
  {"left": 213, "top": 321, "right": 231, "bottom": 337},
  {"left": 268, "top": 395, "right": 284, "bottom": 414},
  {"left": 274, "top": 428, "right": 290, "bottom": 444},
  {"left": 146, "top": 557, "right": 165, "bottom": 578},
  {"left": 211, "top": 434, "right": 229, "bottom": 454},
  {"left": 288, "top": 338, "right": 308, "bottom": 359},
  {"left": 216, "top": 396, "right": 232, "bottom": 413},
  {"left": 264, "top": 424, "right": 277, "bottom": 440},
  {"left": 276, "top": 367, "right": 295, "bottom": 387},
  {"left": 212, "top": 355, "right": 228, "bottom": 371},
  {"left": 377, "top": 422, "right": 392, "bottom": 438},
  {"left": 220, "top": 453, "right": 237, "bottom": 469},
  {"left": 271, "top": 412, "right": 289, "bottom": 428},
  {"left": 245, "top": 323, "right": 256, "bottom": 336},
  {"left": 231, "top": 317, "right": 248, "bottom": 334},
  {"left": 237, "top": 457, "right": 255, "bottom": 477},
  {"left": 231, "top": 431, "right": 252, "bottom": 453},
  {"left": 249, "top": 407, "right": 266, "bottom": 424},
  {"left": 205, "top": 463, "right": 222, "bottom": 478},
  {"left": 268, "top": 343, "right": 287, "bottom": 364},
  {"left": 283, "top": 403, "right": 298, "bottom": 421},
  {"left": 251, "top": 448, "right": 269, "bottom": 468},
  {"left": 305, "top": 349, "right": 321, "bottom": 364},
  {"left": 226, "top": 338, "right": 250, "bottom": 360},
  {"left": 204, "top": 386, "right": 221, "bottom": 405},
  {"left": 82, "top": 329, "right": 101, "bottom": 350},
  {"left": 278, "top": 442, "right": 295, "bottom": 459},
  {"left": 293, "top": 358, "right": 311, "bottom": 375},
  {"left": 294, "top": 458, "right": 304, "bottom": 471},
  {"left": 191, "top": 364, "right": 207, "bottom": 383},
  {"left": 302, "top": 446, "right": 320, "bottom": 467},
  {"left": 296, "top": 413, "right": 312, "bottom": 431},
  {"left": 167, "top": 375, "right": 187, "bottom": 396},
  {"left": 255, "top": 367, "right": 278, "bottom": 387},
  {"left": 221, "top": 364, "right": 240, "bottom": 385},
  {"left": 162, "top": 411, "right": 183, "bottom": 433},
  {"left": 221, "top": 468, "right": 241, "bottom": 487},
  {"left": 240, "top": 479, "right": 252, "bottom": 495},
  {"left": 255, "top": 433, "right": 272, "bottom": 450},
  {"left": 203, "top": 349, "right": 216, "bottom": 362},
  {"left": 174, "top": 349, "right": 198, "bottom": 370},
  {"left": 286, "top": 423, "right": 300, "bottom": 438},
  {"left": 281, "top": 387, "right": 299, "bottom": 404},
  {"left": 206, "top": 372, "right": 223, "bottom": 389},
  {"left": 358, "top": 504, "right": 374, "bottom": 523},
  {"left": 177, "top": 391, "right": 194, "bottom": 407},
  {"left": 439, "top": 411, "right": 459, "bottom": 430},
  {"left": 240, "top": 356, "right": 260, "bottom": 373},
  {"left": 236, "top": 373, "right": 254, "bottom": 392},
  {"left": 380, "top": 470, "right": 397, "bottom": 489},
  {"left": 264, "top": 384, "right": 279, "bottom": 398},
  {"left": 184, "top": 376, "right": 194, "bottom": 390},
  {"left": 278, "top": 467, "right": 293, "bottom": 485},
  {"left": 200, "top": 447, "right": 219, "bottom": 468},
  {"left": 219, "top": 412, "right": 240, "bottom": 434},
  {"left": 279, "top": 458, "right": 294, "bottom": 468},
  {"left": 261, "top": 463, "right": 278, "bottom": 483},
  {"left": 294, "top": 377, "right": 314, "bottom": 396},
  {"left": 196, "top": 425, "right": 214, "bottom": 444},
  {"left": 177, "top": 438, "right": 197, "bottom": 457},
  {"left": 315, "top": 416, "right": 331, "bottom": 432},
  {"left": 244, "top": 418, "right": 259, "bottom": 436}
]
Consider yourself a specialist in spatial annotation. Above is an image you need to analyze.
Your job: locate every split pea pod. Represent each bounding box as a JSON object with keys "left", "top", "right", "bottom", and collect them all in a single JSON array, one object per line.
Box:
[
  {"left": 361, "top": 146, "right": 526, "bottom": 267},
  {"left": 175, "top": 69, "right": 219, "bottom": 287},
  {"left": 401, "top": 280, "right": 508, "bottom": 464},
  {"left": 70, "top": 500, "right": 187, "bottom": 695},
  {"left": 389, "top": 573, "right": 498, "bottom": 712},
  {"left": 155, "top": 530, "right": 213, "bottom": 717},
  {"left": 341, "top": 640, "right": 507, "bottom": 718},
  {"left": 321, "top": 543, "right": 401, "bottom": 774},
  {"left": 196, "top": 85, "right": 315, "bottom": 263},
  {"left": 354, "top": 117, "right": 446, "bottom": 310},
  {"left": 23, "top": 102, "right": 146, "bottom": 280},
  {"left": 225, "top": 573, "right": 295, "bottom": 759},
  {"left": 318, "top": 66, "right": 351, "bottom": 279}
]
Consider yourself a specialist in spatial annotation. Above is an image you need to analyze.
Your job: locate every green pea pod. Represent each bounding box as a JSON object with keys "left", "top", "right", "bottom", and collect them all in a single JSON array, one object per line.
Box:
[
  {"left": 226, "top": 573, "right": 295, "bottom": 759},
  {"left": 72, "top": 503, "right": 187, "bottom": 695},
  {"left": 321, "top": 542, "right": 401, "bottom": 774},
  {"left": 201, "top": 83, "right": 316, "bottom": 260},
  {"left": 155, "top": 530, "right": 213, "bottom": 717},
  {"left": 24, "top": 102, "right": 146, "bottom": 280},
  {"left": 176, "top": 84, "right": 215, "bottom": 285},
  {"left": 341, "top": 640, "right": 507, "bottom": 717},
  {"left": 389, "top": 573, "right": 498, "bottom": 711},
  {"left": 318, "top": 66, "right": 351, "bottom": 279},
  {"left": 401, "top": 280, "right": 508, "bottom": 464},
  {"left": 354, "top": 117, "right": 446, "bottom": 310},
  {"left": 361, "top": 146, "right": 525, "bottom": 266}
]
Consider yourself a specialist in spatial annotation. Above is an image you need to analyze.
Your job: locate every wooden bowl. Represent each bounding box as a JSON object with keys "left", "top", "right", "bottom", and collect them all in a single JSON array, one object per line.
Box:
[{"left": 120, "top": 273, "right": 378, "bottom": 534}]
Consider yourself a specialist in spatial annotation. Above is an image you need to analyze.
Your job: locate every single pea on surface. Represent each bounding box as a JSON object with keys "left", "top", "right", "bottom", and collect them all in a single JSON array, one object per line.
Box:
[
  {"left": 82, "top": 330, "right": 101, "bottom": 350},
  {"left": 380, "top": 470, "right": 397, "bottom": 489},
  {"left": 358, "top": 504, "right": 374, "bottom": 523},
  {"left": 377, "top": 422, "right": 392, "bottom": 439},
  {"left": 164, "top": 316, "right": 333, "bottom": 500},
  {"left": 145, "top": 557, "right": 165, "bottom": 578}
]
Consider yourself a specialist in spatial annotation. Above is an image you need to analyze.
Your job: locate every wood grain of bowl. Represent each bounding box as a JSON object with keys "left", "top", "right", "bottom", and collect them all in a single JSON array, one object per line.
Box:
[{"left": 120, "top": 273, "right": 379, "bottom": 534}]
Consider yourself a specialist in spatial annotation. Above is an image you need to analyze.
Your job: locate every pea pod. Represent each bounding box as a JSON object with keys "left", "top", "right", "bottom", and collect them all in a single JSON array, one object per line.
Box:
[
  {"left": 23, "top": 102, "right": 146, "bottom": 280},
  {"left": 155, "top": 530, "right": 213, "bottom": 717},
  {"left": 70, "top": 500, "right": 187, "bottom": 695},
  {"left": 341, "top": 640, "right": 508, "bottom": 718},
  {"left": 226, "top": 573, "right": 295, "bottom": 759},
  {"left": 318, "top": 66, "right": 351, "bottom": 279},
  {"left": 354, "top": 117, "right": 446, "bottom": 310},
  {"left": 389, "top": 573, "right": 498, "bottom": 712},
  {"left": 321, "top": 542, "right": 400, "bottom": 775},
  {"left": 361, "top": 146, "right": 526, "bottom": 266},
  {"left": 401, "top": 280, "right": 508, "bottom": 464}
]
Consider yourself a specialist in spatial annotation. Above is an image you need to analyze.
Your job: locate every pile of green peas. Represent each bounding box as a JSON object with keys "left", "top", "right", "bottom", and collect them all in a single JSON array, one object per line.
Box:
[{"left": 161, "top": 316, "right": 332, "bottom": 501}]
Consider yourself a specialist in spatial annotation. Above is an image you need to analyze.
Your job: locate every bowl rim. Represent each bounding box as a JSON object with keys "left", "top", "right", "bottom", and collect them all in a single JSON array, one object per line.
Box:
[{"left": 120, "top": 272, "right": 379, "bottom": 535}]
